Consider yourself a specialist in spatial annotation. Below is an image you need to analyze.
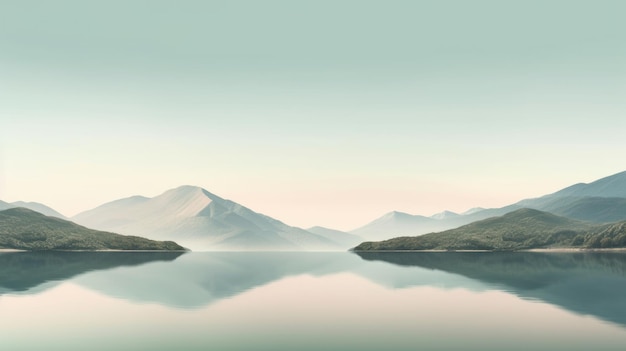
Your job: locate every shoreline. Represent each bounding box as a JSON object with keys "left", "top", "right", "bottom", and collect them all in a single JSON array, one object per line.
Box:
[
  {"left": 522, "top": 247, "right": 626, "bottom": 252},
  {"left": 0, "top": 249, "right": 188, "bottom": 253},
  {"left": 353, "top": 248, "right": 626, "bottom": 253}
]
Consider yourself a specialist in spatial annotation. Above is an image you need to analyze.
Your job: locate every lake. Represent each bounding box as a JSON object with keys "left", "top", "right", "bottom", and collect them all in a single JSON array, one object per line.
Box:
[{"left": 1, "top": 251, "right": 626, "bottom": 350}]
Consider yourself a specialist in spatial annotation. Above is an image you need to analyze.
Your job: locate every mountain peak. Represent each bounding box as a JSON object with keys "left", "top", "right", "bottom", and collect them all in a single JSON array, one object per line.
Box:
[
  {"left": 166, "top": 185, "right": 206, "bottom": 196},
  {"left": 462, "top": 207, "right": 485, "bottom": 215},
  {"left": 0, "top": 201, "right": 67, "bottom": 219},
  {"left": 150, "top": 186, "right": 223, "bottom": 218},
  {"left": 382, "top": 211, "right": 413, "bottom": 220},
  {"left": 72, "top": 186, "right": 341, "bottom": 251},
  {"left": 431, "top": 210, "right": 459, "bottom": 220},
  {"left": 1, "top": 207, "right": 42, "bottom": 216},
  {"left": 167, "top": 185, "right": 224, "bottom": 202}
]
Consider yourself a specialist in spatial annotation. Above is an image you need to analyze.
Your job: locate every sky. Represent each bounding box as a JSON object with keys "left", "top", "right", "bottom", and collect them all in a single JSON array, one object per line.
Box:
[{"left": 1, "top": 0, "right": 625, "bottom": 231}]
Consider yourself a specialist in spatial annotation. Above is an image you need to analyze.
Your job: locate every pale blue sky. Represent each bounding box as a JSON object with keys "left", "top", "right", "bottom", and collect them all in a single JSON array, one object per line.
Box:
[{"left": 1, "top": 1, "right": 625, "bottom": 230}]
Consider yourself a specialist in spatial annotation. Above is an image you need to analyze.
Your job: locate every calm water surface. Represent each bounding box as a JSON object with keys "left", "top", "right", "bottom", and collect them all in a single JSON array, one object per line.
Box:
[{"left": 1, "top": 251, "right": 626, "bottom": 350}]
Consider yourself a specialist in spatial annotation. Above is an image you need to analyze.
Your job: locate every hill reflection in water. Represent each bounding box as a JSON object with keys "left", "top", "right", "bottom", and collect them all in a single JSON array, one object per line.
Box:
[
  {"left": 355, "top": 251, "right": 626, "bottom": 327},
  {"left": 0, "top": 251, "right": 185, "bottom": 293}
]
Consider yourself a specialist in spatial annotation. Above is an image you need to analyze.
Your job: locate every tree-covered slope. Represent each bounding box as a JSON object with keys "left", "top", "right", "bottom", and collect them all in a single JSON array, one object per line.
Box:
[
  {"left": 352, "top": 208, "right": 622, "bottom": 251},
  {"left": 349, "top": 171, "right": 626, "bottom": 241},
  {"left": 0, "top": 208, "right": 186, "bottom": 251}
]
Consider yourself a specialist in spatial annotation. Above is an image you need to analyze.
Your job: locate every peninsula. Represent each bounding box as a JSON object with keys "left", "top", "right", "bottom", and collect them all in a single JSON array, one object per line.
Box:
[
  {"left": 0, "top": 208, "right": 186, "bottom": 251},
  {"left": 352, "top": 208, "right": 626, "bottom": 251}
]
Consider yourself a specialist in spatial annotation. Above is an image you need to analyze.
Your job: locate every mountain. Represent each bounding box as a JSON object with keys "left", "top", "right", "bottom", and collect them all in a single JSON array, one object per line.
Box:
[
  {"left": 72, "top": 185, "right": 341, "bottom": 251},
  {"left": 516, "top": 196, "right": 626, "bottom": 223},
  {"left": 349, "top": 207, "right": 519, "bottom": 241},
  {"left": 549, "top": 170, "right": 626, "bottom": 198},
  {"left": 306, "top": 226, "right": 363, "bottom": 247},
  {"left": 462, "top": 207, "right": 485, "bottom": 215},
  {"left": 350, "top": 211, "right": 460, "bottom": 241},
  {"left": 0, "top": 200, "right": 66, "bottom": 219},
  {"left": 511, "top": 171, "right": 626, "bottom": 223},
  {"left": 0, "top": 208, "right": 185, "bottom": 251},
  {"left": 489, "top": 171, "right": 626, "bottom": 223},
  {"left": 352, "top": 208, "right": 620, "bottom": 251},
  {"left": 430, "top": 210, "right": 460, "bottom": 220},
  {"left": 351, "top": 170, "right": 626, "bottom": 240}
]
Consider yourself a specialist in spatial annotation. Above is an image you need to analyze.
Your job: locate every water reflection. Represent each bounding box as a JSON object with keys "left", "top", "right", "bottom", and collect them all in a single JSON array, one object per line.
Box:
[
  {"left": 75, "top": 252, "right": 489, "bottom": 308},
  {"left": 355, "top": 251, "right": 626, "bottom": 327},
  {"left": 74, "top": 252, "right": 361, "bottom": 308},
  {"left": 0, "top": 251, "right": 184, "bottom": 294},
  {"left": 4, "top": 250, "right": 626, "bottom": 330}
]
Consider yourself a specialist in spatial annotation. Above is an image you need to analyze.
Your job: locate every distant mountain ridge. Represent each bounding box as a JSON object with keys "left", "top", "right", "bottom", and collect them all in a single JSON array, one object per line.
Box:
[
  {"left": 549, "top": 171, "right": 626, "bottom": 198},
  {"left": 0, "top": 200, "right": 66, "bottom": 219},
  {"left": 73, "top": 186, "right": 342, "bottom": 251},
  {"left": 6, "top": 170, "right": 626, "bottom": 250},
  {"left": 430, "top": 211, "right": 460, "bottom": 220},
  {"left": 350, "top": 211, "right": 468, "bottom": 241},
  {"left": 353, "top": 208, "right": 626, "bottom": 251},
  {"left": 351, "top": 170, "right": 626, "bottom": 240}
]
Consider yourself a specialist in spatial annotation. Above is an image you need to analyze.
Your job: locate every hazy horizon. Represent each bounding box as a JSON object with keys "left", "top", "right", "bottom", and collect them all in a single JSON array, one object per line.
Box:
[{"left": 2, "top": 1, "right": 625, "bottom": 230}]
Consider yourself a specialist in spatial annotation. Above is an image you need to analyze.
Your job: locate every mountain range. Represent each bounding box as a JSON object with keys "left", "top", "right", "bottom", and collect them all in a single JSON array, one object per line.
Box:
[
  {"left": 71, "top": 185, "right": 343, "bottom": 251},
  {"left": 3, "top": 170, "right": 626, "bottom": 251},
  {"left": 351, "top": 170, "right": 626, "bottom": 241},
  {"left": 353, "top": 208, "right": 626, "bottom": 251}
]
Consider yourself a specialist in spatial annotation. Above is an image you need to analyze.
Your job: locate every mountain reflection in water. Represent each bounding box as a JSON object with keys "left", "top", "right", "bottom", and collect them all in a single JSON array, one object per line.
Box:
[{"left": 3, "top": 251, "right": 626, "bottom": 330}]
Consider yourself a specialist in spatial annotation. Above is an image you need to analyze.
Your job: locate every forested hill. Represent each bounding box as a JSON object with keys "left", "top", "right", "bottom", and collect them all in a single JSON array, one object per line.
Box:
[
  {"left": 0, "top": 208, "right": 186, "bottom": 251},
  {"left": 353, "top": 208, "right": 626, "bottom": 251}
]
